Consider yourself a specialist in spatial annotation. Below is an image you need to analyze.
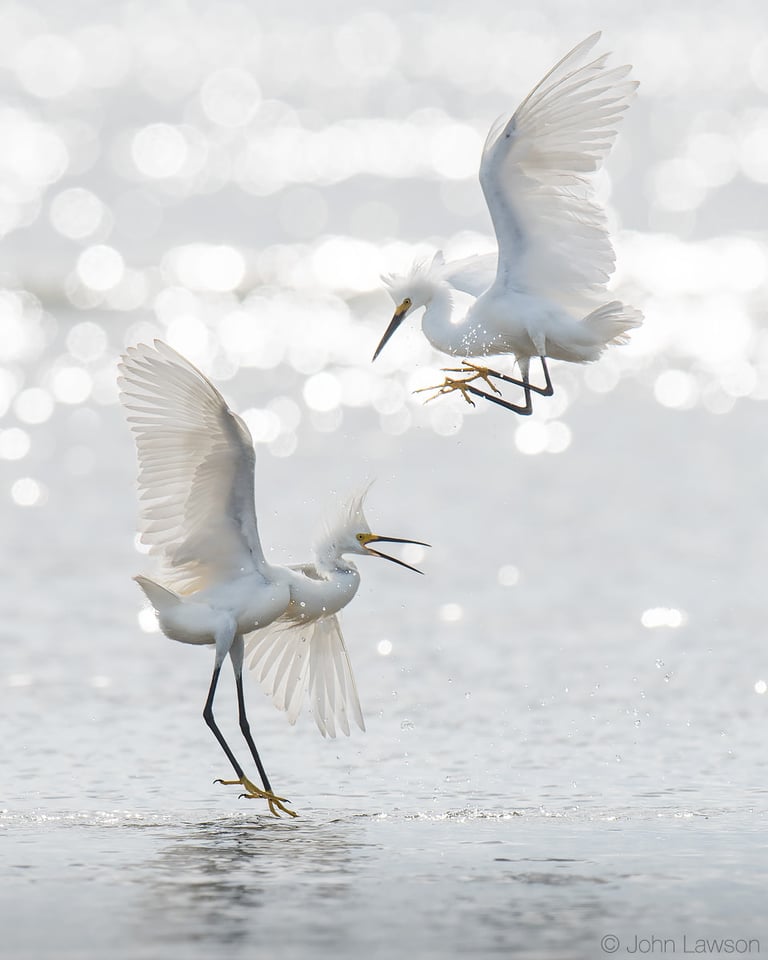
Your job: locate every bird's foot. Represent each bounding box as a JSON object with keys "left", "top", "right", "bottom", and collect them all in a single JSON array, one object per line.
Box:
[
  {"left": 414, "top": 363, "right": 505, "bottom": 408},
  {"left": 414, "top": 375, "right": 478, "bottom": 407},
  {"left": 441, "top": 362, "right": 503, "bottom": 395},
  {"left": 214, "top": 777, "right": 299, "bottom": 818}
]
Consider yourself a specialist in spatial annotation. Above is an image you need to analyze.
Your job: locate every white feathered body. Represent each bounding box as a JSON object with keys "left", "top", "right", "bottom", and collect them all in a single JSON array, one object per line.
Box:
[
  {"left": 382, "top": 33, "right": 643, "bottom": 370},
  {"left": 418, "top": 279, "right": 640, "bottom": 366},
  {"left": 135, "top": 571, "right": 291, "bottom": 646},
  {"left": 119, "top": 340, "right": 373, "bottom": 740}
]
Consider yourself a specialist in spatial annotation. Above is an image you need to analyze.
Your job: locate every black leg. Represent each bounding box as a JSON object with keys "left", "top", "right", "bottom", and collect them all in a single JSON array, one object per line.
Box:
[
  {"left": 463, "top": 382, "right": 533, "bottom": 416},
  {"left": 528, "top": 356, "right": 553, "bottom": 397},
  {"left": 203, "top": 662, "right": 247, "bottom": 780},
  {"left": 204, "top": 639, "right": 295, "bottom": 816},
  {"left": 465, "top": 357, "right": 553, "bottom": 397},
  {"left": 226, "top": 637, "right": 297, "bottom": 817},
  {"left": 466, "top": 357, "right": 553, "bottom": 414},
  {"left": 235, "top": 670, "right": 273, "bottom": 794}
]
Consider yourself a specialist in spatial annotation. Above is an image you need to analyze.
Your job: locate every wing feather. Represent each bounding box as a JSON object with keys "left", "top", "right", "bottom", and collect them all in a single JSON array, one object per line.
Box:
[
  {"left": 438, "top": 253, "right": 498, "bottom": 297},
  {"left": 244, "top": 614, "right": 365, "bottom": 738},
  {"left": 479, "top": 32, "right": 638, "bottom": 309},
  {"left": 118, "top": 340, "right": 265, "bottom": 592}
]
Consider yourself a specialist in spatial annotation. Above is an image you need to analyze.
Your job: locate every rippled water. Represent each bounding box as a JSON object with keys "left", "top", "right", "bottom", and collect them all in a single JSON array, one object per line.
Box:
[
  {"left": 2, "top": 1, "right": 768, "bottom": 958},
  {"left": 4, "top": 394, "right": 768, "bottom": 957}
]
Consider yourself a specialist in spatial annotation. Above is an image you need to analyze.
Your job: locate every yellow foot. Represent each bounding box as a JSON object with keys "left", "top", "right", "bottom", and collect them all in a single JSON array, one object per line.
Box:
[
  {"left": 414, "top": 363, "right": 504, "bottom": 408},
  {"left": 214, "top": 777, "right": 299, "bottom": 818},
  {"left": 441, "top": 362, "right": 503, "bottom": 395},
  {"left": 414, "top": 376, "right": 478, "bottom": 407}
]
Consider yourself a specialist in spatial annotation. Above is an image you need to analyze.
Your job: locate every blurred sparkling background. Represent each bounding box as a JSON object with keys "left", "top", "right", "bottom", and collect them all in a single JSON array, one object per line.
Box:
[
  {"left": 3, "top": 3, "right": 768, "bottom": 957},
  {"left": 2, "top": 0, "right": 768, "bottom": 509}
]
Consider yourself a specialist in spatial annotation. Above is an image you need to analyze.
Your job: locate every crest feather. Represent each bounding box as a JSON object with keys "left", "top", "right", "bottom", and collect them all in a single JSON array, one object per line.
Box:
[
  {"left": 381, "top": 252, "right": 445, "bottom": 302},
  {"left": 317, "top": 483, "right": 374, "bottom": 549}
]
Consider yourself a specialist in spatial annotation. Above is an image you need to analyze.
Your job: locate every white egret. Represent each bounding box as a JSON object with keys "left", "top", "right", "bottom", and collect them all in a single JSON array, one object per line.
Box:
[
  {"left": 118, "top": 340, "right": 428, "bottom": 817},
  {"left": 373, "top": 32, "right": 642, "bottom": 415}
]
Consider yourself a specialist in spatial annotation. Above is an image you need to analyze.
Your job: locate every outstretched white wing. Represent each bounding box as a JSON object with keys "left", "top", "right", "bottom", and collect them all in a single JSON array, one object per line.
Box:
[
  {"left": 480, "top": 32, "right": 637, "bottom": 309},
  {"left": 244, "top": 613, "right": 365, "bottom": 739},
  {"left": 438, "top": 253, "right": 498, "bottom": 298},
  {"left": 118, "top": 340, "right": 265, "bottom": 592}
]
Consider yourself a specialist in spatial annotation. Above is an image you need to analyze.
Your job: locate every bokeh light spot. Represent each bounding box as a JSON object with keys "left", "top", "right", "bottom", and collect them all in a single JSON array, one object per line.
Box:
[
  {"left": 16, "top": 34, "right": 83, "bottom": 99},
  {"left": 163, "top": 245, "right": 245, "bottom": 292},
  {"left": 303, "top": 372, "right": 342, "bottom": 412},
  {"left": 438, "top": 602, "right": 463, "bottom": 623},
  {"left": 67, "top": 321, "right": 109, "bottom": 362},
  {"left": 514, "top": 421, "right": 548, "bottom": 455},
  {"left": 14, "top": 388, "right": 54, "bottom": 424},
  {"left": 0, "top": 428, "right": 31, "bottom": 460},
  {"left": 641, "top": 607, "right": 688, "bottom": 629},
  {"left": 51, "top": 366, "right": 92, "bottom": 405},
  {"left": 50, "top": 187, "right": 107, "bottom": 240},
  {"left": 11, "top": 477, "right": 45, "bottom": 506},
  {"left": 131, "top": 124, "right": 189, "bottom": 179},
  {"left": 77, "top": 245, "right": 125, "bottom": 292},
  {"left": 654, "top": 369, "right": 698, "bottom": 410},
  {"left": 200, "top": 68, "right": 261, "bottom": 127}
]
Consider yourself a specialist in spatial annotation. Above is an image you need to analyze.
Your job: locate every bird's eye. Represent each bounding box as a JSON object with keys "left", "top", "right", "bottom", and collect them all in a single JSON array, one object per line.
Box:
[
  {"left": 403, "top": 297, "right": 412, "bottom": 308},
  {"left": 356, "top": 533, "right": 365, "bottom": 541}
]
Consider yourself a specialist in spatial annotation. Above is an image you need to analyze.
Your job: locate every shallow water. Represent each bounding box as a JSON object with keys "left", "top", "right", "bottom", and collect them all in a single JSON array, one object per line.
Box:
[
  {"left": 3, "top": 1, "right": 768, "bottom": 957},
  {"left": 3, "top": 396, "right": 768, "bottom": 958},
  {"left": 4, "top": 807, "right": 766, "bottom": 960}
]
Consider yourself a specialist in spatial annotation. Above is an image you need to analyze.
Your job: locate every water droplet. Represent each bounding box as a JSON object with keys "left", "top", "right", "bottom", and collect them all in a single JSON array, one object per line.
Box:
[
  {"left": 400, "top": 719, "right": 414, "bottom": 730},
  {"left": 655, "top": 658, "right": 664, "bottom": 669}
]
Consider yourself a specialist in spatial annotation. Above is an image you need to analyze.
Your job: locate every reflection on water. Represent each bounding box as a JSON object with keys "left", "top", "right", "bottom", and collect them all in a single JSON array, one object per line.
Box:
[
  {"left": 138, "top": 816, "right": 370, "bottom": 950},
  {"left": 2, "top": 805, "right": 767, "bottom": 960}
]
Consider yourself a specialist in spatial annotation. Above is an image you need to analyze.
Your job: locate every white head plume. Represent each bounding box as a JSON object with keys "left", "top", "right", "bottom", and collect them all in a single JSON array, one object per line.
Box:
[{"left": 381, "top": 251, "right": 446, "bottom": 308}]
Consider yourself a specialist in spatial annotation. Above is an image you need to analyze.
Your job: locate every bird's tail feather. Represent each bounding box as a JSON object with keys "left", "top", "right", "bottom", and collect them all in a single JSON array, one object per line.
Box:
[
  {"left": 134, "top": 574, "right": 181, "bottom": 613},
  {"left": 583, "top": 300, "right": 643, "bottom": 347}
]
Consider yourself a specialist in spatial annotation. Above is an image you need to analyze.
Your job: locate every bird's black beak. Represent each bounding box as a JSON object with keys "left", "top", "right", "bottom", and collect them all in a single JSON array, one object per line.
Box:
[
  {"left": 372, "top": 302, "right": 409, "bottom": 362},
  {"left": 359, "top": 534, "right": 430, "bottom": 574}
]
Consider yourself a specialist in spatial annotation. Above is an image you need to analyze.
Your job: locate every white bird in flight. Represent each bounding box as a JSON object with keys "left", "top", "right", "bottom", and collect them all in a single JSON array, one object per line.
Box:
[
  {"left": 118, "top": 340, "right": 428, "bottom": 817},
  {"left": 372, "top": 32, "right": 642, "bottom": 415}
]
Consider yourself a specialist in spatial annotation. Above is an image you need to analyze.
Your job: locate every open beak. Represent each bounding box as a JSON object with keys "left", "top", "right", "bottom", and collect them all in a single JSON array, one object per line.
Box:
[
  {"left": 372, "top": 302, "right": 409, "bottom": 362},
  {"left": 359, "top": 534, "right": 430, "bottom": 574}
]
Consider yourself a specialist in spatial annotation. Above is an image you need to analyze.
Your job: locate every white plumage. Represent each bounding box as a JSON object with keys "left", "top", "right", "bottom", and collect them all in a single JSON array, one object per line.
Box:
[
  {"left": 373, "top": 32, "right": 642, "bottom": 415},
  {"left": 119, "top": 341, "right": 427, "bottom": 813},
  {"left": 121, "top": 340, "right": 265, "bottom": 594},
  {"left": 246, "top": 614, "right": 364, "bottom": 739}
]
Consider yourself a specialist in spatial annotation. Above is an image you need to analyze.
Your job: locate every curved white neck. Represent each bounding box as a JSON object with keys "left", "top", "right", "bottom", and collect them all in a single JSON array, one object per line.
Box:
[
  {"left": 420, "top": 284, "right": 465, "bottom": 356},
  {"left": 314, "top": 539, "right": 361, "bottom": 579}
]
